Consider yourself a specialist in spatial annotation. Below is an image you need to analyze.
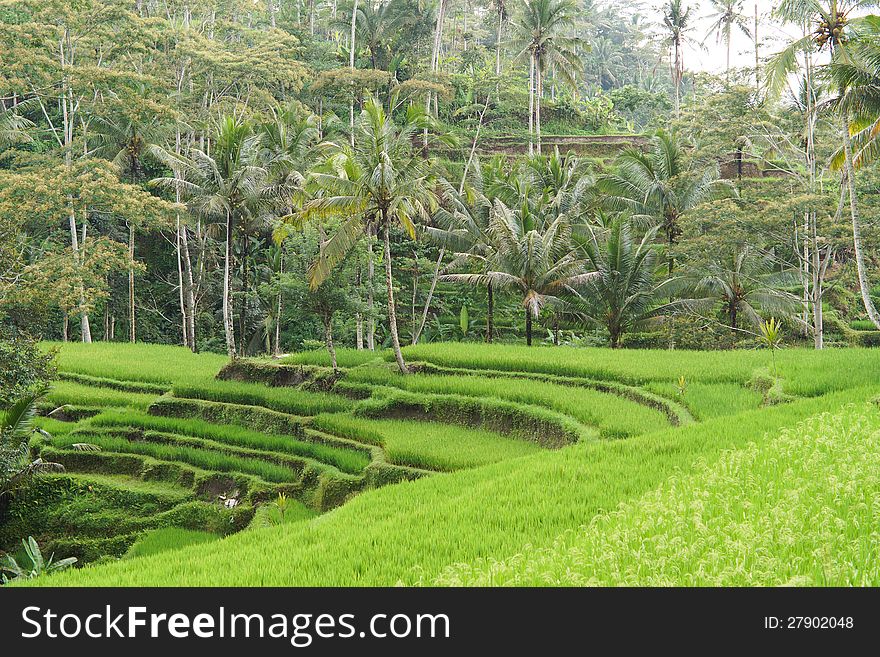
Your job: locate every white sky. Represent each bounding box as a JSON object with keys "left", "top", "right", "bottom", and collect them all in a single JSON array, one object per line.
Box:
[{"left": 645, "top": 0, "right": 807, "bottom": 74}]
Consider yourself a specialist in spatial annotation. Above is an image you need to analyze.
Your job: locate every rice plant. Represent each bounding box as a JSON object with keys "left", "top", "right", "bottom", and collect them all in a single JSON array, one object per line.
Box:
[
  {"left": 87, "top": 410, "right": 370, "bottom": 474},
  {"left": 313, "top": 414, "right": 541, "bottom": 471}
]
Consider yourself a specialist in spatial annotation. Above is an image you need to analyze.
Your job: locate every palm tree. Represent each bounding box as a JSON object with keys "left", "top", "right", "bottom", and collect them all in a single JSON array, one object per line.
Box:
[
  {"left": 768, "top": 0, "right": 880, "bottom": 328},
  {"left": 572, "top": 219, "right": 664, "bottom": 348},
  {"left": 509, "top": 0, "right": 584, "bottom": 155},
  {"left": 261, "top": 107, "right": 332, "bottom": 355},
  {"left": 663, "top": 0, "right": 694, "bottom": 116},
  {"left": 704, "top": 0, "right": 752, "bottom": 81},
  {"left": 599, "top": 131, "right": 729, "bottom": 278},
  {"left": 490, "top": 0, "right": 510, "bottom": 81},
  {"left": 425, "top": 172, "right": 495, "bottom": 341},
  {"left": 90, "top": 113, "right": 166, "bottom": 344},
  {"left": 690, "top": 246, "right": 801, "bottom": 331},
  {"left": 1, "top": 389, "right": 64, "bottom": 500},
  {"left": 0, "top": 104, "right": 33, "bottom": 150},
  {"left": 442, "top": 198, "right": 593, "bottom": 345},
  {"left": 153, "top": 117, "right": 268, "bottom": 358},
  {"left": 305, "top": 96, "right": 442, "bottom": 373}
]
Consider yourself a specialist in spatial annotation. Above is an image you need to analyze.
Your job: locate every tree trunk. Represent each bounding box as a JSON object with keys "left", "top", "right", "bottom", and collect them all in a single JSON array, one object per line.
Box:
[
  {"left": 383, "top": 214, "right": 408, "bottom": 373},
  {"left": 525, "top": 308, "right": 532, "bottom": 346},
  {"left": 841, "top": 111, "right": 880, "bottom": 328},
  {"left": 274, "top": 256, "right": 283, "bottom": 357},
  {"left": 552, "top": 314, "right": 559, "bottom": 345},
  {"left": 366, "top": 233, "right": 376, "bottom": 350},
  {"left": 223, "top": 210, "right": 237, "bottom": 358},
  {"left": 176, "top": 219, "right": 187, "bottom": 347},
  {"left": 528, "top": 53, "right": 535, "bottom": 156},
  {"left": 62, "top": 313, "right": 69, "bottom": 342},
  {"left": 349, "top": 0, "right": 358, "bottom": 147},
  {"left": 238, "top": 237, "right": 249, "bottom": 356},
  {"left": 730, "top": 302, "right": 737, "bottom": 330},
  {"left": 355, "top": 262, "right": 364, "bottom": 349},
  {"left": 536, "top": 65, "right": 542, "bottom": 155},
  {"left": 495, "top": 9, "right": 502, "bottom": 81},
  {"left": 413, "top": 247, "right": 444, "bottom": 345},
  {"left": 324, "top": 313, "right": 338, "bottom": 372},
  {"left": 128, "top": 222, "right": 136, "bottom": 343},
  {"left": 179, "top": 220, "right": 197, "bottom": 352},
  {"left": 486, "top": 282, "right": 494, "bottom": 343}
]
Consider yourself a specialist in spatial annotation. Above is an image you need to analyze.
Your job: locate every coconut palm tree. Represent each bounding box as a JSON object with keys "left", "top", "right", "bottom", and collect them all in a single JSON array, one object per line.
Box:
[
  {"left": 305, "top": 96, "right": 444, "bottom": 373},
  {"left": 571, "top": 219, "right": 665, "bottom": 348},
  {"left": 599, "top": 131, "right": 730, "bottom": 278},
  {"left": 0, "top": 104, "right": 33, "bottom": 150},
  {"left": 767, "top": 0, "right": 880, "bottom": 328},
  {"left": 90, "top": 112, "right": 167, "bottom": 344},
  {"left": 425, "top": 171, "right": 496, "bottom": 341},
  {"left": 704, "top": 0, "right": 752, "bottom": 81},
  {"left": 690, "top": 245, "right": 801, "bottom": 331},
  {"left": 1, "top": 389, "right": 64, "bottom": 500},
  {"left": 509, "top": 0, "right": 585, "bottom": 155},
  {"left": 442, "top": 198, "right": 594, "bottom": 345},
  {"left": 152, "top": 117, "right": 268, "bottom": 358},
  {"left": 663, "top": 0, "right": 694, "bottom": 115}
]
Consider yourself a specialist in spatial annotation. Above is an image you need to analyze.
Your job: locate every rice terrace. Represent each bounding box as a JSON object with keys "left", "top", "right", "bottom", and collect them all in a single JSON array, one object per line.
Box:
[
  {"left": 1, "top": 341, "right": 877, "bottom": 587},
  {"left": 4, "top": 0, "right": 880, "bottom": 617}
]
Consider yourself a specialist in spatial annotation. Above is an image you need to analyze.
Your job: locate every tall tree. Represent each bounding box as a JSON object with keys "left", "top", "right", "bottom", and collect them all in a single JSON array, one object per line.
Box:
[
  {"left": 442, "top": 198, "right": 593, "bottom": 346},
  {"left": 154, "top": 118, "right": 269, "bottom": 358},
  {"left": 663, "top": 0, "right": 693, "bottom": 116},
  {"left": 574, "top": 219, "right": 664, "bottom": 348},
  {"left": 509, "top": 0, "right": 584, "bottom": 155},
  {"left": 768, "top": 0, "right": 880, "bottom": 328},
  {"left": 306, "top": 96, "right": 444, "bottom": 373},
  {"left": 704, "top": 0, "right": 752, "bottom": 81}
]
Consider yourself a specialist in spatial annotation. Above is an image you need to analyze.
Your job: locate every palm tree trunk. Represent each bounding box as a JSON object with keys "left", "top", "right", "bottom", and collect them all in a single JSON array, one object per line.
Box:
[
  {"left": 367, "top": 232, "right": 376, "bottom": 350},
  {"left": 486, "top": 282, "right": 494, "bottom": 343},
  {"left": 239, "top": 237, "right": 249, "bottom": 356},
  {"left": 536, "top": 65, "right": 542, "bottom": 155},
  {"left": 726, "top": 34, "right": 731, "bottom": 83},
  {"left": 528, "top": 53, "right": 535, "bottom": 156},
  {"left": 128, "top": 222, "right": 136, "bottom": 343},
  {"left": 841, "top": 111, "right": 880, "bottom": 328},
  {"left": 525, "top": 308, "right": 532, "bottom": 346},
  {"left": 349, "top": 0, "right": 358, "bottom": 147},
  {"left": 383, "top": 214, "right": 408, "bottom": 373},
  {"left": 355, "top": 262, "right": 364, "bottom": 349},
  {"left": 223, "top": 210, "right": 236, "bottom": 358},
  {"left": 274, "top": 256, "right": 283, "bottom": 356},
  {"left": 495, "top": 8, "right": 502, "bottom": 82},
  {"left": 324, "top": 312, "right": 338, "bottom": 372}
]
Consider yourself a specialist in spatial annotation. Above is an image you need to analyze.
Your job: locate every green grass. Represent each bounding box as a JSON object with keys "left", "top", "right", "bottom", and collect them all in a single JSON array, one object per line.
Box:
[
  {"left": 44, "top": 342, "right": 227, "bottom": 385},
  {"left": 123, "top": 528, "right": 220, "bottom": 560},
  {"left": 31, "top": 386, "right": 873, "bottom": 586},
  {"left": 434, "top": 404, "right": 880, "bottom": 585},
  {"left": 282, "top": 348, "right": 384, "bottom": 368},
  {"left": 347, "top": 367, "right": 669, "bottom": 438},
  {"left": 173, "top": 380, "right": 349, "bottom": 416},
  {"left": 50, "top": 433, "right": 302, "bottom": 484},
  {"left": 644, "top": 381, "right": 764, "bottom": 420},
  {"left": 403, "top": 343, "right": 880, "bottom": 394},
  {"left": 313, "top": 414, "right": 541, "bottom": 471},
  {"left": 45, "top": 381, "right": 158, "bottom": 411},
  {"left": 33, "top": 416, "right": 77, "bottom": 436},
  {"left": 87, "top": 410, "right": 370, "bottom": 474}
]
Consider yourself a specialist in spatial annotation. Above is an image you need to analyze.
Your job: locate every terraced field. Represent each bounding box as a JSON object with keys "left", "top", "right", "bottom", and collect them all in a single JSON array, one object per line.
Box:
[{"left": 9, "top": 342, "right": 880, "bottom": 586}]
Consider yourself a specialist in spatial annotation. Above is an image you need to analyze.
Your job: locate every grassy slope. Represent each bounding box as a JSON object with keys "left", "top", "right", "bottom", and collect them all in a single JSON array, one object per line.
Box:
[
  {"left": 312, "top": 414, "right": 541, "bottom": 471},
  {"left": 435, "top": 404, "right": 880, "bottom": 585},
  {"left": 34, "top": 386, "right": 871, "bottom": 586},
  {"left": 346, "top": 367, "right": 669, "bottom": 437},
  {"left": 44, "top": 341, "right": 228, "bottom": 384}
]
